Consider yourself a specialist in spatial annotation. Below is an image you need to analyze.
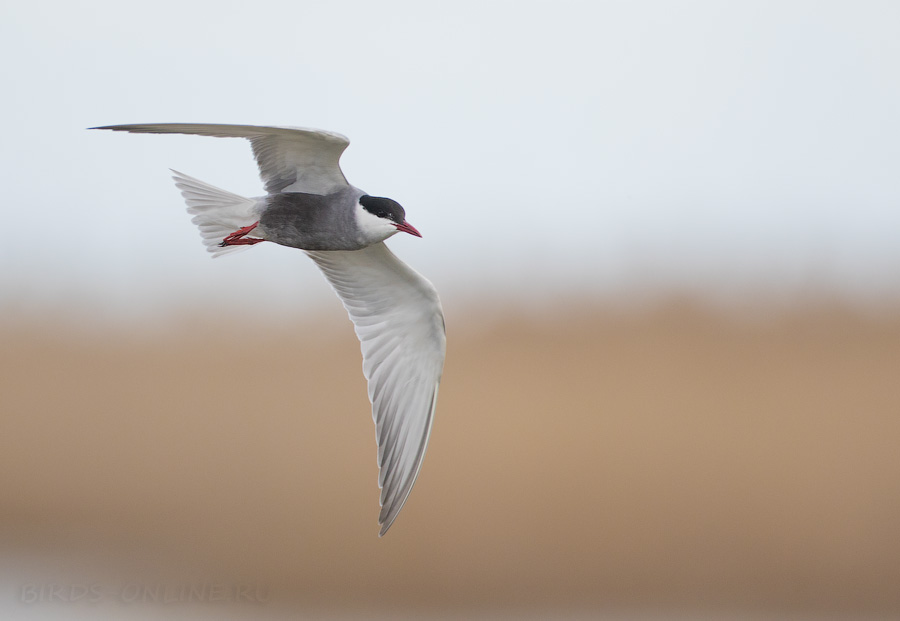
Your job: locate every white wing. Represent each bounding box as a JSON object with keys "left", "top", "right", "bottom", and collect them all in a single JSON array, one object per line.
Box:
[
  {"left": 306, "top": 243, "right": 446, "bottom": 536},
  {"left": 93, "top": 123, "right": 350, "bottom": 195}
]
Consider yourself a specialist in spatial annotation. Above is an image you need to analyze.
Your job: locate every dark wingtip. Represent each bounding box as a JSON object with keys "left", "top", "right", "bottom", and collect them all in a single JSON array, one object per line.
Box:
[{"left": 89, "top": 125, "right": 136, "bottom": 131}]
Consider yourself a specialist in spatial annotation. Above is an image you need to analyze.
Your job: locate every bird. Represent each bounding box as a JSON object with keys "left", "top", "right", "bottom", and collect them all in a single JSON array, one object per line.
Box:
[{"left": 91, "top": 123, "right": 446, "bottom": 536}]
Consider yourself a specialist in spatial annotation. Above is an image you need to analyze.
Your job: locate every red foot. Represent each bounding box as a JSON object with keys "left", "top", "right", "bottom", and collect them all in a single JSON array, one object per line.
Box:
[
  {"left": 221, "top": 237, "right": 266, "bottom": 246},
  {"left": 220, "top": 221, "right": 265, "bottom": 247}
]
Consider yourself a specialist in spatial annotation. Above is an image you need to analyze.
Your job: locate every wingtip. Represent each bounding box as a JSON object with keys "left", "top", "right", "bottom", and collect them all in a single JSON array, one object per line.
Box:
[{"left": 378, "top": 510, "right": 401, "bottom": 537}]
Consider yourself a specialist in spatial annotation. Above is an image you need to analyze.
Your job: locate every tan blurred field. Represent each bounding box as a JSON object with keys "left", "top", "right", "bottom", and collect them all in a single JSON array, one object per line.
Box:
[{"left": 2, "top": 301, "right": 900, "bottom": 616}]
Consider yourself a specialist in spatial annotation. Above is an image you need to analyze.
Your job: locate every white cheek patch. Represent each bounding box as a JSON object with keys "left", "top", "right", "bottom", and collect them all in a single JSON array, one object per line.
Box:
[{"left": 355, "top": 202, "right": 398, "bottom": 242}]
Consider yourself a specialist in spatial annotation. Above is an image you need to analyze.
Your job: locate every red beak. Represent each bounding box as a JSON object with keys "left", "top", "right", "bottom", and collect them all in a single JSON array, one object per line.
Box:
[{"left": 394, "top": 221, "right": 422, "bottom": 238}]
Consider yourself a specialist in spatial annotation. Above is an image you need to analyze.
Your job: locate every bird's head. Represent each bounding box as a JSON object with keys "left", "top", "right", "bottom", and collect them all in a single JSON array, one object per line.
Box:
[{"left": 356, "top": 195, "right": 422, "bottom": 243}]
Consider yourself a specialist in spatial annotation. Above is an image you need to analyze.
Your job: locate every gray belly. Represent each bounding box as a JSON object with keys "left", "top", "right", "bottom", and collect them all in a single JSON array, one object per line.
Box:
[{"left": 257, "top": 191, "right": 364, "bottom": 251}]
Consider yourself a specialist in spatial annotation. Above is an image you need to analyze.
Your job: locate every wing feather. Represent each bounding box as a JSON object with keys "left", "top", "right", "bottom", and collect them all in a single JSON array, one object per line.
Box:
[
  {"left": 306, "top": 242, "right": 445, "bottom": 536},
  {"left": 92, "top": 123, "right": 350, "bottom": 195}
]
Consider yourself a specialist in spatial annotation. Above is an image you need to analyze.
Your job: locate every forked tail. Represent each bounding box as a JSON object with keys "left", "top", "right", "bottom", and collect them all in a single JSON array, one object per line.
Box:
[{"left": 171, "top": 170, "right": 263, "bottom": 257}]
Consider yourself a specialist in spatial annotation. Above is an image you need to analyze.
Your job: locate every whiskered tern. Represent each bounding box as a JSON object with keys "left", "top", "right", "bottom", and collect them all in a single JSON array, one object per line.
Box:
[{"left": 93, "top": 123, "right": 446, "bottom": 536}]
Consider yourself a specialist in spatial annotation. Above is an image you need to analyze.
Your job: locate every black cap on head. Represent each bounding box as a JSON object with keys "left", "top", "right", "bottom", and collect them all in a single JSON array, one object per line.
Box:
[{"left": 360, "top": 195, "right": 406, "bottom": 224}]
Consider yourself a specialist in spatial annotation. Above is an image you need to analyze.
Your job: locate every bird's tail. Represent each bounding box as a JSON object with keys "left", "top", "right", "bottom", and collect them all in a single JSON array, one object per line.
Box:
[{"left": 171, "top": 170, "right": 262, "bottom": 258}]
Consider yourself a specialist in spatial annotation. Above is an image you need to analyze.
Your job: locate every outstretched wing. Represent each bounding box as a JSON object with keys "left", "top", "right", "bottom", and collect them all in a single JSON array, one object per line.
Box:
[
  {"left": 306, "top": 242, "right": 446, "bottom": 536},
  {"left": 92, "top": 123, "right": 350, "bottom": 195}
]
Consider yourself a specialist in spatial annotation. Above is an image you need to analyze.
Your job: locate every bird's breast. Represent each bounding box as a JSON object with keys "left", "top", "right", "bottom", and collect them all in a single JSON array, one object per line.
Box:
[{"left": 258, "top": 191, "right": 365, "bottom": 251}]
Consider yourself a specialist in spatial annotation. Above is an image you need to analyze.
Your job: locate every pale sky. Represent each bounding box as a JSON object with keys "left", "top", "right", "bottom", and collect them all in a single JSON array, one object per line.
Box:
[{"left": 2, "top": 0, "right": 899, "bottom": 321}]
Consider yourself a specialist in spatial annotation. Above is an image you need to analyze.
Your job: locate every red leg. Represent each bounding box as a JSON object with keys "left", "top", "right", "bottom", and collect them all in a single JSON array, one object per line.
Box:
[
  {"left": 221, "top": 221, "right": 260, "bottom": 243},
  {"left": 219, "top": 237, "right": 266, "bottom": 246},
  {"left": 220, "top": 221, "right": 265, "bottom": 247}
]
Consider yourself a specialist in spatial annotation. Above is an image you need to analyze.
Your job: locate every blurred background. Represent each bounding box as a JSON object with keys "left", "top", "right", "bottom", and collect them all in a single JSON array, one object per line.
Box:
[{"left": 2, "top": 1, "right": 899, "bottom": 619}]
